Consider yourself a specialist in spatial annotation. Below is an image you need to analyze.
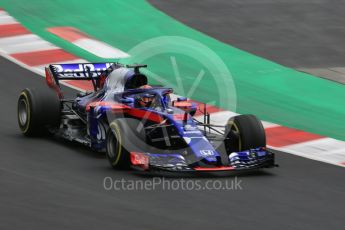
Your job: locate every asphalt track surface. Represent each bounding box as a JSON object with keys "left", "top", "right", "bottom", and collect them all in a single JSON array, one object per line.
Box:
[
  {"left": 149, "top": 0, "right": 345, "bottom": 68},
  {"left": 0, "top": 56, "right": 344, "bottom": 229}
]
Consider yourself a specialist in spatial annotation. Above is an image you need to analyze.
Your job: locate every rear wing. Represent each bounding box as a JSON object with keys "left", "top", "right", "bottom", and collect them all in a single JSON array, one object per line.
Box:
[{"left": 45, "top": 62, "right": 120, "bottom": 97}]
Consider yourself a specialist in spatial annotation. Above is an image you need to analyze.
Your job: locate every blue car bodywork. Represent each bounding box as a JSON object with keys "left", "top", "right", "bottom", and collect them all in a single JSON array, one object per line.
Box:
[{"left": 43, "top": 62, "right": 275, "bottom": 172}]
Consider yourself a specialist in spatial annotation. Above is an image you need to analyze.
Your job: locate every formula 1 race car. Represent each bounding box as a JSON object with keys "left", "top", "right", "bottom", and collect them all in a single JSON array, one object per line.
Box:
[{"left": 17, "top": 62, "right": 275, "bottom": 172}]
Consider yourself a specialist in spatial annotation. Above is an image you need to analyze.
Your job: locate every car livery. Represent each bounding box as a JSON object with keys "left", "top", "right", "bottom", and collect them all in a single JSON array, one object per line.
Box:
[{"left": 17, "top": 62, "right": 276, "bottom": 172}]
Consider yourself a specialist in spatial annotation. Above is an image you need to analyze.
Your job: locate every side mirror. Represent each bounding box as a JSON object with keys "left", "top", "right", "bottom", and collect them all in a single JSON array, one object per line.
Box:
[
  {"left": 177, "top": 97, "right": 187, "bottom": 102},
  {"left": 120, "top": 98, "right": 134, "bottom": 104},
  {"left": 172, "top": 100, "right": 196, "bottom": 115}
]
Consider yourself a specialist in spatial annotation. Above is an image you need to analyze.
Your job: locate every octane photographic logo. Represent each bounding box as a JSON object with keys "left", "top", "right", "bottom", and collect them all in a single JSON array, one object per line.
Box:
[
  {"left": 105, "top": 36, "right": 237, "bottom": 166},
  {"left": 103, "top": 176, "right": 243, "bottom": 191}
]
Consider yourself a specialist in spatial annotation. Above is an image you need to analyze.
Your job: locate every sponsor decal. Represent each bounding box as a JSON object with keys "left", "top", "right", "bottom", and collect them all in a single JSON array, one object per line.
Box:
[
  {"left": 200, "top": 149, "right": 214, "bottom": 157},
  {"left": 53, "top": 63, "right": 113, "bottom": 78}
]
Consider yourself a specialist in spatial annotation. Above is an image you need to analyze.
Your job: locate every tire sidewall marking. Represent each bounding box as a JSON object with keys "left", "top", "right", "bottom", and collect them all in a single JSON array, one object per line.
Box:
[
  {"left": 19, "top": 91, "right": 31, "bottom": 133},
  {"left": 109, "top": 122, "right": 122, "bottom": 166}
]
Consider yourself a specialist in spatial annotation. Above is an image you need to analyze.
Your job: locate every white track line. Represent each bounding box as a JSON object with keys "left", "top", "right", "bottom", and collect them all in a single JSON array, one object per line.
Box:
[
  {"left": 0, "top": 34, "right": 44, "bottom": 46},
  {"left": 1, "top": 40, "right": 58, "bottom": 54},
  {"left": 74, "top": 38, "right": 129, "bottom": 59},
  {"left": 272, "top": 138, "right": 345, "bottom": 166},
  {"left": 0, "top": 14, "right": 17, "bottom": 25}
]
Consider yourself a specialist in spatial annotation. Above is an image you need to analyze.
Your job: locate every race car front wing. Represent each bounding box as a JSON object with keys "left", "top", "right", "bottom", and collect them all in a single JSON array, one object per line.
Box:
[{"left": 130, "top": 148, "right": 276, "bottom": 172}]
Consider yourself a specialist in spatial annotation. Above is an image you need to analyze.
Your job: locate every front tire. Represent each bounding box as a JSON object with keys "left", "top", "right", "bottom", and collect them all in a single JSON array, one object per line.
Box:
[
  {"left": 224, "top": 114, "right": 266, "bottom": 153},
  {"left": 17, "top": 88, "right": 61, "bottom": 136},
  {"left": 106, "top": 118, "right": 146, "bottom": 169}
]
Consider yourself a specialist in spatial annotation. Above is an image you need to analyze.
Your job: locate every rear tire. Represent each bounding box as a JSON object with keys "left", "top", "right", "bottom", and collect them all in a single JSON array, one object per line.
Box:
[
  {"left": 17, "top": 88, "right": 61, "bottom": 136},
  {"left": 106, "top": 118, "right": 146, "bottom": 169},
  {"left": 224, "top": 114, "right": 266, "bottom": 153}
]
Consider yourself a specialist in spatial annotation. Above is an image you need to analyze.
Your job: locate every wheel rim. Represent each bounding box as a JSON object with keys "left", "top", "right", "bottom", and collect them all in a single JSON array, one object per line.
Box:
[
  {"left": 226, "top": 121, "right": 241, "bottom": 152},
  {"left": 107, "top": 131, "right": 118, "bottom": 159},
  {"left": 18, "top": 98, "right": 28, "bottom": 126}
]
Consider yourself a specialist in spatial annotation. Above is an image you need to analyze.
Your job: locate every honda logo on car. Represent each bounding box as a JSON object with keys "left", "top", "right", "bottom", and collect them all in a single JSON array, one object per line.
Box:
[{"left": 200, "top": 150, "right": 214, "bottom": 157}]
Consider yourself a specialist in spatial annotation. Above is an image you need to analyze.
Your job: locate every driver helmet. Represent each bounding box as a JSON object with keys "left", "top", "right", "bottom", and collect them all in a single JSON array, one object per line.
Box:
[{"left": 137, "top": 85, "right": 154, "bottom": 107}]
